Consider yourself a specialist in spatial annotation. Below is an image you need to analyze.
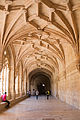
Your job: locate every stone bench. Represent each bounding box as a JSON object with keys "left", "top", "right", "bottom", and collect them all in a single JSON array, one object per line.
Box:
[
  {"left": 0, "top": 95, "right": 28, "bottom": 112},
  {"left": 0, "top": 102, "right": 8, "bottom": 112}
]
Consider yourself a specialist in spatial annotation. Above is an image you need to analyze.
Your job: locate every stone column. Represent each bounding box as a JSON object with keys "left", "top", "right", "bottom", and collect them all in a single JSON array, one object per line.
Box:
[
  {"left": 0, "top": 72, "right": 2, "bottom": 96},
  {"left": 13, "top": 69, "right": 16, "bottom": 99},
  {"left": 19, "top": 62, "right": 23, "bottom": 97},
  {"left": 22, "top": 65, "right": 24, "bottom": 95},
  {"left": 18, "top": 70, "right": 19, "bottom": 96},
  {"left": 0, "top": 59, "right": 3, "bottom": 72},
  {"left": 22, "top": 72, "right": 24, "bottom": 95},
  {"left": 53, "top": 74, "right": 59, "bottom": 98},
  {"left": 8, "top": 66, "right": 11, "bottom": 99},
  {"left": 9, "top": 64, "right": 15, "bottom": 100},
  {"left": 27, "top": 76, "right": 30, "bottom": 91},
  {"left": 50, "top": 74, "right": 54, "bottom": 96},
  {"left": 24, "top": 70, "right": 27, "bottom": 95},
  {"left": 55, "top": 75, "right": 59, "bottom": 99},
  {"left": 2, "top": 67, "right": 4, "bottom": 94},
  {"left": 4, "top": 66, "right": 7, "bottom": 93},
  {"left": 0, "top": 69, "right": 3, "bottom": 95},
  {"left": 6, "top": 65, "right": 9, "bottom": 98},
  {"left": 0, "top": 47, "right": 3, "bottom": 72}
]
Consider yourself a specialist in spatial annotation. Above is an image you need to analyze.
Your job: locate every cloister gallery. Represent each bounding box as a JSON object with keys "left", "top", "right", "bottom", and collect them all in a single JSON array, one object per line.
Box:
[{"left": 0, "top": 0, "right": 80, "bottom": 115}]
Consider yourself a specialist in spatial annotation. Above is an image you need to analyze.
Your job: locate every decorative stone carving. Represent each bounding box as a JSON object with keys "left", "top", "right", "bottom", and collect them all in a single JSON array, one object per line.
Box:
[
  {"left": 33, "top": 0, "right": 41, "bottom": 3},
  {"left": 5, "top": 0, "right": 13, "bottom": 5},
  {"left": 76, "top": 62, "right": 80, "bottom": 72}
]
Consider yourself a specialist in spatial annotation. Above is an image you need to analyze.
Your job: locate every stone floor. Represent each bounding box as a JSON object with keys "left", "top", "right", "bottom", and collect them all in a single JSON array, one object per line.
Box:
[{"left": 0, "top": 96, "right": 80, "bottom": 120}]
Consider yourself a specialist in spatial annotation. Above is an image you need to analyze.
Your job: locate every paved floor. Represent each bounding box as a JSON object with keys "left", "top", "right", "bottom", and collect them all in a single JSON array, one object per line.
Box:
[{"left": 0, "top": 96, "right": 80, "bottom": 120}]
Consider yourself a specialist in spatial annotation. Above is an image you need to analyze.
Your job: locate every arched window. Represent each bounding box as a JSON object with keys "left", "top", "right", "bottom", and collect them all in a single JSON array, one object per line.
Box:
[
  {"left": 0, "top": 58, "right": 9, "bottom": 96},
  {"left": 15, "top": 74, "right": 18, "bottom": 95}
]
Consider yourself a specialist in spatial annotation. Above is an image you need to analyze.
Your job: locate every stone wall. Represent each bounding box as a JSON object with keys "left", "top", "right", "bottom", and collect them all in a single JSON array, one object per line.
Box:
[{"left": 58, "top": 62, "right": 80, "bottom": 109}]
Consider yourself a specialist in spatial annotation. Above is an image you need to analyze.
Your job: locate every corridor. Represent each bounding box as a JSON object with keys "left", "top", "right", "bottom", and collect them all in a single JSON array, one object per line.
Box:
[{"left": 0, "top": 96, "right": 80, "bottom": 120}]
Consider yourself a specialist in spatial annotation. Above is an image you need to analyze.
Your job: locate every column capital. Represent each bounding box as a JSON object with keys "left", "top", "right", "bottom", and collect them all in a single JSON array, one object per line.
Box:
[
  {"left": 23, "top": 9, "right": 27, "bottom": 14},
  {"left": 4, "top": 10, "right": 9, "bottom": 15}
]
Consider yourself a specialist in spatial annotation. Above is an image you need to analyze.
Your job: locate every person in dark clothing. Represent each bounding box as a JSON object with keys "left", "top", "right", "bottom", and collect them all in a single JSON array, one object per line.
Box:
[
  {"left": 46, "top": 91, "right": 50, "bottom": 100},
  {"left": 36, "top": 90, "right": 39, "bottom": 100},
  {"left": 28, "top": 90, "right": 31, "bottom": 97}
]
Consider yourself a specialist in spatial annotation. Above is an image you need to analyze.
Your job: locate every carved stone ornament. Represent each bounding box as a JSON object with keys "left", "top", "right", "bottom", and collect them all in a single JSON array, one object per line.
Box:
[{"left": 76, "top": 62, "right": 80, "bottom": 72}]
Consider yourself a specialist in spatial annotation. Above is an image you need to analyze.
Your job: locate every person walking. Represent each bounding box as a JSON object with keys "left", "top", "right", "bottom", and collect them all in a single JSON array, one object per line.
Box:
[
  {"left": 28, "top": 90, "right": 31, "bottom": 97},
  {"left": 32, "top": 89, "right": 36, "bottom": 96},
  {"left": 46, "top": 90, "right": 50, "bottom": 100},
  {"left": 36, "top": 90, "right": 39, "bottom": 100},
  {"left": 1, "top": 92, "right": 10, "bottom": 108}
]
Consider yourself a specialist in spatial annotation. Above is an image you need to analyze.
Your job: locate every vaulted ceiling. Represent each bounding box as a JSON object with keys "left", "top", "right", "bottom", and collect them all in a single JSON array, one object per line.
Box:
[{"left": 0, "top": 0, "right": 80, "bottom": 75}]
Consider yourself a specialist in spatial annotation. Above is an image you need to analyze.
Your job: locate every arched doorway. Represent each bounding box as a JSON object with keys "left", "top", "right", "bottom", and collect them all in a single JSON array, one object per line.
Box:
[
  {"left": 36, "top": 73, "right": 51, "bottom": 95},
  {"left": 29, "top": 68, "right": 52, "bottom": 95}
]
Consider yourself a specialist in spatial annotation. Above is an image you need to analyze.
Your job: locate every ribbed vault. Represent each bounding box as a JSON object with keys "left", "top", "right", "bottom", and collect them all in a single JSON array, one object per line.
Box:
[
  {"left": 0, "top": 0, "right": 80, "bottom": 109},
  {"left": 0, "top": 0, "right": 80, "bottom": 73}
]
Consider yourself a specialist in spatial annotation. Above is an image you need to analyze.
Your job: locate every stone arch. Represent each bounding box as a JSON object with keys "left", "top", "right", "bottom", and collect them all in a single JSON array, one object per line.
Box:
[{"left": 28, "top": 68, "right": 55, "bottom": 95}]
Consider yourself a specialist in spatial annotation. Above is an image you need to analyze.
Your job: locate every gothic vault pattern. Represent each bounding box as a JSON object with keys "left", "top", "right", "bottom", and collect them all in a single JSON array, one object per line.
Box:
[{"left": 0, "top": 0, "right": 80, "bottom": 109}]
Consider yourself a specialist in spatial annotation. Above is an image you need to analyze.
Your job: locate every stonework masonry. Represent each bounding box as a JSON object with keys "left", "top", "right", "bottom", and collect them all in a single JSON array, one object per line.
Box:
[{"left": 0, "top": 0, "right": 80, "bottom": 111}]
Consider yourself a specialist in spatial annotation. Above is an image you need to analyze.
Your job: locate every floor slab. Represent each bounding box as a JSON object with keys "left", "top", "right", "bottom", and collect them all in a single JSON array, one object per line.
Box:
[{"left": 0, "top": 96, "right": 80, "bottom": 120}]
